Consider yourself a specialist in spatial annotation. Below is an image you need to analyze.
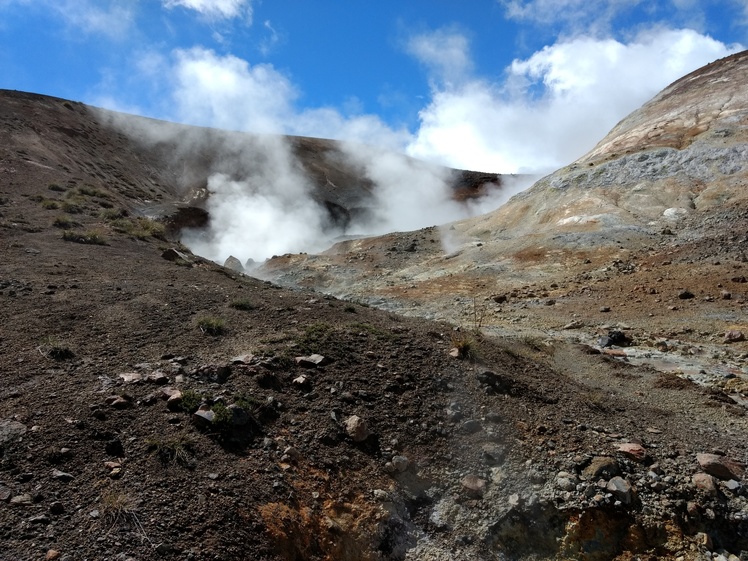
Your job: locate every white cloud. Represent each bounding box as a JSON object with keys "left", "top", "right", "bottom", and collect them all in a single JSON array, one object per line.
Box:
[
  {"left": 170, "top": 47, "right": 296, "bottom": 133},
  {"left": 406, "top": 28, "right": 743, "bottom": 173},
  {"left": 162, "top": 0, "right": 252, "bottom": 22},
  {"left": 406, "top": 28, "right": 473, "bottom": 86},
  {"left": 500, "top": 0, "right": 642, "bottom": 34},
  {"left": 2, "top": 0, "right": 137, "bottom": 39}
]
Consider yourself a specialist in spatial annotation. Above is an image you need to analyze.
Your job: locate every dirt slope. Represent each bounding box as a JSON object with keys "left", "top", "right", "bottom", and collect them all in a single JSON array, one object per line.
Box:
[{"left": 0, "top": 83, "right": 747, "bottom": 561}]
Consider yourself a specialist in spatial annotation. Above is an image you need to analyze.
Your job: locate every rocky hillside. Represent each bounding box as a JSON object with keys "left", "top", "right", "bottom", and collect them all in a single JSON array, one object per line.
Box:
[{"left": 0, "top": 52, "right": 747, "bottom": 561}]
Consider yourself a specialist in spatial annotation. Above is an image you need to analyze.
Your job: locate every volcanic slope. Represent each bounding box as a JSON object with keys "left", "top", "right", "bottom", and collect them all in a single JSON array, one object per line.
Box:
[
  {"left": 0, "top": 84, "right": 747, "bottom": 561},
  {"left": 263, "top": 51, "right": 748, "bottom": 392}
]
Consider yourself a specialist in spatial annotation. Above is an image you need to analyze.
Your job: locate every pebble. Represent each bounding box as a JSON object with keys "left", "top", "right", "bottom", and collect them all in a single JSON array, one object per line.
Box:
[
  {"left": 606, "top": 476, "right": 633, "bottom": 504},
  {"left": 344, "top": 415, "right": 370, "bottom": 442},
  {"left": 692, "top": 473, "right": 718, "bottom": 496},
  {"left": 582, "top": 456, "right": 620, "bottom": 479},
  {"left": 696, "top": 453, "right": 744, "bottom": 480},
  {"left": 461, "top": 475, "right": 487, "bottom": 498},
  {"left": 51, "top": 469, "right": 74, "bottom": 482},
  {"left": 617, "top": 442, "right": 647, "bottom": 463}
]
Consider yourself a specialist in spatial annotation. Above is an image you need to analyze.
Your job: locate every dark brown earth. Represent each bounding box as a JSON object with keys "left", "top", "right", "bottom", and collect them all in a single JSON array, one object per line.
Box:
[{"left": 1, "top": 81, "right": 747, "bottom": 561}]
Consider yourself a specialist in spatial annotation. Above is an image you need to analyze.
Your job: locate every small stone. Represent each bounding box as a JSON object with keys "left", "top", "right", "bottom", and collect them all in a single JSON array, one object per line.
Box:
[
  {"left": 49, "top": 501, "right": 65, "bottom": 515},
  {"left": 461, "top": 419, "right": 482, "bottom": 434},
  {"left": 0, "top": 486, "right": 11, "bottom": 501},
  {"left": 582, "top": 456, "right": 620, "bottom": 479},
  {"left": 295, "top": 354, "right": 329, "bottom": 368},
  {"left": 105, "top": 395, "right": 131, "bottom": 409},
  {"left": 724, "top": 479, "right": 742, "bottom": 493},
  {"left": 461, "top": 475, "right": 487, "bottom": 498},
  {"left": 724, "top": 330, "right": 745, "bottom": 344},
  {"left": 617, "top": 442, "right": 647, "bottom": 463},
  {"left": 103, "top": 461, "right": 121, "bottom": 470},
  {"left": 161, "top": 248, "right": 190, "bottom": 262},
  {"left": 119, "top": 372, "right": 143, "bottom": 383},
  {"left": 46, "top": 549, "right": 61, "bottom": 560},
  {"left": 696, "top": 453, "right": 744, "bottom": 480},
  {"left": 192, "top": 408, "right": 215, "bottom": 429},
  {"left": 481, "top": 443, "right": 506, "bottom": 466},
  {"left": 89, "top": 509, "right": 100, "bottom": 518},
  {"left": 10, "top": 493, "right": 32, "bottom": 506},
  {"left": 694, "top": 532, "right": 712, "bottom": 549},
  {"left": 51, "top": 469, "right": 74, "bottom": 482},
  {"left": 677, "top": 290, "right": 695, "bottom": 299},
  {"left": 692, "top": 473, "right": 718, "bottom": 497},
  {"left": 721, "top": 290, "right": 732, "bottom": 300},
  {"left": 599, "top": 306, "right": 611, "bottom": 313},
  {"left": 224, "top": 255, "right": 244, "bottom": 272},
  {"left": 606, "top": 476, "right": 633, "bottom": 504},
  {"left": 344, "top": 415, "right": 370, "bottom": 442},
  {"left": 145, "top": 371, "right": 169, "bottom": 384},
  {"left": 563, "top": 320, "right": 584, "bottom": 329},
  {"left": 391, "top": 455, "right": 409, "bottom": 473}
]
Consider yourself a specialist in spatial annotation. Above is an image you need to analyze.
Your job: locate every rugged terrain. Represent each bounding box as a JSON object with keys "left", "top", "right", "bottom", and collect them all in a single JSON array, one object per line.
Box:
[{"left": 0, "top": 54, "right": 747, "bottom": 561}]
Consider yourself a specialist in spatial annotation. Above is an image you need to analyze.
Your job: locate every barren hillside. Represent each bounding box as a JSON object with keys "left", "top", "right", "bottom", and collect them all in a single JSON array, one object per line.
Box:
[{"left": 1, "top": 50, "right": 747, "bottom": 561}]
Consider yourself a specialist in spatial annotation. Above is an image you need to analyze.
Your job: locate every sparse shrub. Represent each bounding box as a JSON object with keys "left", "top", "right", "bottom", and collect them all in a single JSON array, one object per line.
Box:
[
  {"left": 41, "top": 199, "right": 60, "bottom": 210},
  {"left": 344, "top": 305, "right": 357, "bottom": 313},
  {"left": 38, "top": 337, "right": 74, "bottom": 360},
  {"left": 210, "top": 402, "right": 233, "bottom": 430},
  {"left": 179, "top": 389, "right": 203, "bottom": 413},
  {"left": 48, "top": 183, "right": 66, "bottom": 192},
  {"left": 101, "top": 208, "right": 128, "bottom": 221},
  {"left": 110, "top": 217, "right": 166, "bottom": 240},
  {"left": 450, "top": 332, "right": 477, "bottom": 361},
  {"left": 77, "top": 185, "right": 109, "bottom": 198},
  {"left": 53, "top": 216, "right": 79, "bottom": 229},
  {"left": 296, "top": 322, "right": 334, "bottom": 353},
  {"left": 235, "top": 393, "right": 262, "bottom": 413},
  {"left": 62, "top": 230, "right": 107, "bottom": 245},
  {"left": 229, "top": 299, "right": 256, "bottom": 311},
  {"left": 61, "top": 201, "right": 83, "bottom": 214},
  {"left": 99, "top": 490, "right": 146, "bottom": 537},
  {"left": 145, "top": 433, "right": 195, "bottom": 467},
  {"left": 29, "top": 194, "right": 44, "bottom": 202},
  {"left": 197, "top": 316, "right": 226, "bottom": 336}
]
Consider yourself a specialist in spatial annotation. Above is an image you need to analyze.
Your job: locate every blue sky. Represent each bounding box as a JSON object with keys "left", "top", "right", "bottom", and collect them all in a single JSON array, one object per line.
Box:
[{"left": 1, "top": 0, "right": 746, "bottom": 173}]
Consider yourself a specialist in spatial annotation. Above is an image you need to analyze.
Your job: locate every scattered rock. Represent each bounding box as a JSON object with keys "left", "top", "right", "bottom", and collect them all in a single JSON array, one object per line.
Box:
[
  {"left": 295, "top": 354, "right": 329, "bottom": 368},
  {"left": 0, "top": 419, "right": 28, "bottom": 444},
  {"left": 192, "top": 408, "right": 216, "bottom": 429},
  {"left": 224, "top": 255, "right": 244, "bottom": 272},
  {"left": 391, "top": 455, "right": 410, "bottom": 473},
  {"left": 481, "top": 444, "right": 506, "bottom": 466},
  {"left": 51, "top": 469, "right": 74, "bottom": 482},
  {"left": 344, "top": 415, "right": 370, "bottom": 442},
  {"left": 606, "top": 476, "right": 634, "bottom": 504},
  {"left": 461, "top": 475, "right": 487, "bottom": 498},
  {"left": 724, "top": 330, "right": 745, "bottom": 343},
  {"left": 119, "top": 372, "right": 143, "bottom": 383},
  {"left": 563, "top": 320, "right": 584, "bottom": 329},
  {"left": 692, "top": 473, "right": 719, "bottom": 497},
  {"left": 696, "top": 453, "right": 745, "bottom": 480},
  {"left": 461, "top": 419, "right": 482, "bottom": 434},
  {"left": 10, "top": 494, "right": 32, "bottom": 506},
  {"left": 582, "top": 456, "right": 620, "bottom": 479},
  {"left": 616, "top": 442, "right": 647, "bottom": 463},
  {"left": 161, "top": 248, "right": 190, "bottom": 262}
]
